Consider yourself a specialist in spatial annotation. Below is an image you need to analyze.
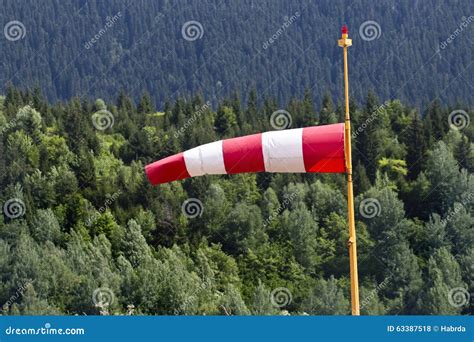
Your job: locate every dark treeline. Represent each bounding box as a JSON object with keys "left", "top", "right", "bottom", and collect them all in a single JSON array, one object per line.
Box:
[
  {"left": 0, "top": 86, "right": 472, "bottom": 315},
  {"left": 1, "top": 0, "right": 473, "bottom": 107}
]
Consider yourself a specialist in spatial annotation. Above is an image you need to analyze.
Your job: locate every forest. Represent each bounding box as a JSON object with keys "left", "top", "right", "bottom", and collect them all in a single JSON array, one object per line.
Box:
[
  {"left": 1, "top": 0, "right": 473, "bottom": 108},
  {"left": 0, "top": 86, "right": 472, "bottom": 315}
]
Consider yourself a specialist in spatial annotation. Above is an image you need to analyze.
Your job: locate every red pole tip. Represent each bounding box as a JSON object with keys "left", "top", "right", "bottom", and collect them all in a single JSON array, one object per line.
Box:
[{"left": 342, "top": 25, "right": 348, "bottom": 34}]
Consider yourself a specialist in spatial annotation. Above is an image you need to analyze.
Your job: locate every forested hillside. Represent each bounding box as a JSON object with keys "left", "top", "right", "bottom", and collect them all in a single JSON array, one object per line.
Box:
[
  {"left": 1, "top": 0, "right": 473, "bottom": 107},
  {"left": 0, "top": 86, "right": 472, "bottom": 315}
]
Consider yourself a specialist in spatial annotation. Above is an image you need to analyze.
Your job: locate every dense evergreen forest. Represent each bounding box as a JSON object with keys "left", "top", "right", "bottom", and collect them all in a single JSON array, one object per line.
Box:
[
  {"left": 0, "top": 86, "right": 472, "bottom": 315},
  {"left": 1, "top": 0, "right": 473, "bottom": 107}
]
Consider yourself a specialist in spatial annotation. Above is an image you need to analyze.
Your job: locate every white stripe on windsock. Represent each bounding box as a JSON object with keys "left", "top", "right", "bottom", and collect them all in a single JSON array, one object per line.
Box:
[
  {"left": 183, "top": 140, "right": 226, "bottom": 176},
  {"left": 262, "top": 128, "right": 305, "bottom": 172}
]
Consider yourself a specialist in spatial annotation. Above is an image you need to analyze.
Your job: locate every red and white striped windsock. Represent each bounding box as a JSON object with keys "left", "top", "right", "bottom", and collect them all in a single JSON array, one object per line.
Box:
[{"left": 145, "top": 123, "right": 346, "bottom": 185}]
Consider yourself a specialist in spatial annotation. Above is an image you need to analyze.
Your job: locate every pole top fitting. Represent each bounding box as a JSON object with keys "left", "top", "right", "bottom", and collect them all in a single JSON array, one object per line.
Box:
[{"left": 338, "top": 25, "right": 352, "bottom": 47}]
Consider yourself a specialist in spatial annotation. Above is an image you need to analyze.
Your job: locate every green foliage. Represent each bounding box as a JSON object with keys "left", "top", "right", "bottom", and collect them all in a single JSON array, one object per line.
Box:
[
  {"left": 306, "top": 276, "right": 350, "bottom": 315},
  {"left": 251, "top": 281, "right": 279, "bottom": 315},
  {"left": 417, "top": 248, "right": 466, "bottom": 315},
  {"left": 0, "top": 86, "right": 471, "bottom": 316},
  {"left": 219, "top": 203, "right": 267, "bottom": 254},
  {"left": 215, "top": 106, "right": 237, "bottom": 136},
  {"left": 424, "top": 142, "right": 466, "bottom": 215}
]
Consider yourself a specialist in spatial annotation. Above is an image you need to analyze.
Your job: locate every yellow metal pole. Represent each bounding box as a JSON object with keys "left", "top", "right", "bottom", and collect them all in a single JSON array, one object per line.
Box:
[{"left": 338, "top": 25, "right": 360, "bottom": 316}]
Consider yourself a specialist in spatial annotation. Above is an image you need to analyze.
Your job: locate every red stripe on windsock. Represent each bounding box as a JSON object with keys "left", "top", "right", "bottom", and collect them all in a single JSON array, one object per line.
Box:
[
  {"left": 145, "top": 123, "right": 346, "bottom": 185},
  {"left": 302, "top": 123, "right": 345, "bottom": 173},
  {"left": 223, "top": 133, "right": 265, "bottom": 174},
  {"left": 145, "top": 152, "right": 190, "bottom": 185}
]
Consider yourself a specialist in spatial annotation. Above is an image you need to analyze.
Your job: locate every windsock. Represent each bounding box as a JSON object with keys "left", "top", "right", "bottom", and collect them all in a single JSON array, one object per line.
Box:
[{"left": 145, "top": 123, "right": 345, "bottom": 185}]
